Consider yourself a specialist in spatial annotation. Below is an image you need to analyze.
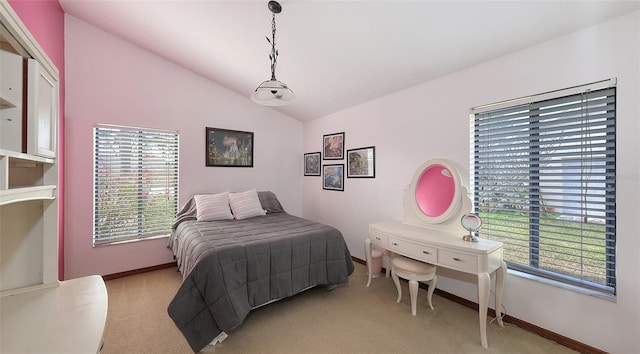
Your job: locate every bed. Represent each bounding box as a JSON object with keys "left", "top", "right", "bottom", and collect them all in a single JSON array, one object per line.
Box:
[{"left": 167, "top": 191, "right": 354, "bottom": 352}]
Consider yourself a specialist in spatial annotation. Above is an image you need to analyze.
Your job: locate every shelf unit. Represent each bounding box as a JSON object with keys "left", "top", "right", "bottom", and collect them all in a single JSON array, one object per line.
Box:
[
  {"left": 0, "top": 148, "right": 56, "bottom": 206},
  {"left": 0, "top": 1, "right": 107, "bottom": 352},
  {"left": 0, "top": 147, "right": 58, "bottom": 294}
]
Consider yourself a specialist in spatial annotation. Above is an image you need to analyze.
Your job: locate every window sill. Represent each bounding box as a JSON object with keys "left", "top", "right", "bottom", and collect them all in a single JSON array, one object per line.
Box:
[
  {"left": 507, "top": 268, "right": 616, "bottom": 302},
  {"left": 93, "top": 234, "right": 169, "bottom": 247}
]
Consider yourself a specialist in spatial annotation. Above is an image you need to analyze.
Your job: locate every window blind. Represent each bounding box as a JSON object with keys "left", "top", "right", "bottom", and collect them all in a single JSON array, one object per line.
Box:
[
  {"left": 471, "top": 87, "right": 616, "bottom": 295},
  {"left": 93, "top": 125, "right": 179, "bottom": 245}
]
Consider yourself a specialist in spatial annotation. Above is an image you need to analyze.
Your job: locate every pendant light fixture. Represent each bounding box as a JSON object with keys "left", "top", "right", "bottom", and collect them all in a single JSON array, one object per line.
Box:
[{"left": 250, "top": 1, "right": 295, "bottom": 106}]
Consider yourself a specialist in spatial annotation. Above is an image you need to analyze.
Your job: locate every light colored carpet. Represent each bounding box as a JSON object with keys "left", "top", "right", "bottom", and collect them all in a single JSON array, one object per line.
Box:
[{"left": 102, "top": 263, "right": 577, "bottom": 354}]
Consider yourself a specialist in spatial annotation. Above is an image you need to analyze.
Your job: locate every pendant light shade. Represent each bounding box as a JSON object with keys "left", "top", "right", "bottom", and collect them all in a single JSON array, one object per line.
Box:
[
  {"left": 251, "top": 79, "right": 295, "bottom": 106},
  {"left": 251, "top": 1, "right": 295, "bottom": 106}
]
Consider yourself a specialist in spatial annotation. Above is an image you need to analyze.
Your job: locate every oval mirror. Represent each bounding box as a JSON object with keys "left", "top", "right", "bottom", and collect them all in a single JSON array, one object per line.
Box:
[
  {"left": 415, "top": 164, "right": 456, "bottom": 218},
  {"left": 461, "top": 213, "right": 482, "bottom": 242}
]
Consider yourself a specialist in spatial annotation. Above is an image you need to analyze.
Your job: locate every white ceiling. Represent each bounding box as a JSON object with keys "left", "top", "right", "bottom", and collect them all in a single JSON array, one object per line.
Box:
[{"left": 58, "top": 0, "right": 640, "bottom": 122}]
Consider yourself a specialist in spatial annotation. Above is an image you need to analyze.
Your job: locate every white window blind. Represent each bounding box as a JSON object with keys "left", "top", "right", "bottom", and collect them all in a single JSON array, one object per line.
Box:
[
  {"left": 471, "top": 86, "right": 616, "bottom": 295},
  {"left": 93, "top": 125, "right": 179, "bottom": 245}
]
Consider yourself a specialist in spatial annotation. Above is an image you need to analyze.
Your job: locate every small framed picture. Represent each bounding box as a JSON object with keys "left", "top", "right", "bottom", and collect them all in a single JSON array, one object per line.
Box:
[
  {"left": 304, "top": 152, "right": 321, "bottom": 176},
  {"left": 323, "top": 132, "right": 345, "bottom": 160},
  {"left": 205, "top": 127, "right": 254, "bottom": 167},
  {"left": 347, "top": 146, "right": 375, "bottom": 178},
  {"left": 323, "top": 164, "right": 344, "bottom": 191}
]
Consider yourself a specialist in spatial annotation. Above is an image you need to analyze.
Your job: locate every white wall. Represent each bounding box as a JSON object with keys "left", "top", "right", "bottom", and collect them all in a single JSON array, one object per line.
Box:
[
  {"left": 303, "top": 11, "right": 640, "bottom": 353},
  {"left": 64, "top": 15, "right": 303, "bottom": 279}
]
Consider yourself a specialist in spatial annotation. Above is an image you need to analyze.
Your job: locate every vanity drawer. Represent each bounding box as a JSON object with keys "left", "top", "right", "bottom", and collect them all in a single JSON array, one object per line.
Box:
[
  {"left": 388, "top": 237, "right": 437, "bottom": 264},
  {"left": 438, "top": 250, "right": 478, "bottom": 273},
  {"left": 369, "top": 230, "right": 388, "bottom": 247}
]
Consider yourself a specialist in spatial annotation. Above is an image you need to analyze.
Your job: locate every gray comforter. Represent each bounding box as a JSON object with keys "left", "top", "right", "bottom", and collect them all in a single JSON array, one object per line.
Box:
[{"left": 167, "top": 192, "right": 354, "bottom": 352}]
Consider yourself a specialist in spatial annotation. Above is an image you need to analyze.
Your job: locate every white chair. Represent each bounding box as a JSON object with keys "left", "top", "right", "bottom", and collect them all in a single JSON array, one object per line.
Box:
[{"left": 391, "top": 255, "right": 437, "bottom": 316}]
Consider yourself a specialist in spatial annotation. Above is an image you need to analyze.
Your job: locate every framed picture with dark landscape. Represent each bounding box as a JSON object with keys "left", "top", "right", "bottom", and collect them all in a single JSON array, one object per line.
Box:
[
  {"left": 205, "top": 127, "right": 253, "bottom": 167},
  {"left": 304, "top": 152, "right": 321, "bottom": 176},
  {"left": 323, "top": 132, "right": 344, "bottom": 160},
  {"left": 323, "top": 164, "right": 344, "bottom": 191},
  {"left": 347, "top": 146, "right": 375, "bottom": 178}
]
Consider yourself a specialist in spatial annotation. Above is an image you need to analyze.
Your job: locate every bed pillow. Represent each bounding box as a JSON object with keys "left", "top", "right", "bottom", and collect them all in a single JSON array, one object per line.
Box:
[
  {"left": 257, "top": 191, "right": 285, "bottom": 214},
  {"left": 228, "top": 189, "right": 267, "bottom": 220},
  {"left": 194, "top": 193, "right": 234, "bottom": 221}
]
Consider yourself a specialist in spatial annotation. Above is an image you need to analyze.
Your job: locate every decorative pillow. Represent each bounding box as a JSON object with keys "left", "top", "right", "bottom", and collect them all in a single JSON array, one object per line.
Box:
[
  {"left": 194, "top": 193, "right": 234, "bottom": 221},
  {"left": 228, "top": 189, "right": 267, "bottom": 220}
]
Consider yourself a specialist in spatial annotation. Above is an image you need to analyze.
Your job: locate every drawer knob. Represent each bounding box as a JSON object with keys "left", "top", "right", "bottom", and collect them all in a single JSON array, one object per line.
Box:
[
  {"left": 376, "top": 237, "right": 381, "bottom": 240},
  {"left": 453, "top": 257, "right": 463, "bottom": 262},
  {"left": 392, "top": 242, "right": 399, "bottom": 246},
  {"left": 422, "top": 251, "right": 431, "bottom": 255}
]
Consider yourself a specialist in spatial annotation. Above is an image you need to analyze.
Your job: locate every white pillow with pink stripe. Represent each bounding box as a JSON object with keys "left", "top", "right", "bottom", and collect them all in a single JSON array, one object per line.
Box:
[
  {"left": 194, "top": 193, "right": 234, "bottom": 221},
  {"left": 228, "top": 189, "right": 267, "bottom": 220}
]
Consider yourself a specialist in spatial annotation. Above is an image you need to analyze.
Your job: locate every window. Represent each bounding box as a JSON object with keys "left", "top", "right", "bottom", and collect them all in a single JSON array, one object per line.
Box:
[
  {"left": 93, "top": 124, "right": 179, "bottom": 245},
  {"left": 471, "top": 81, "right": 616, "bottom": 295}
]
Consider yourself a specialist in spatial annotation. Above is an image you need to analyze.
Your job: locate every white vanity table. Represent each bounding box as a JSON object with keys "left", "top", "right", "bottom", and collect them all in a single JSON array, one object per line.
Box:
[{"left": 366, "top": 159, "right": 507, "bottom": 348}]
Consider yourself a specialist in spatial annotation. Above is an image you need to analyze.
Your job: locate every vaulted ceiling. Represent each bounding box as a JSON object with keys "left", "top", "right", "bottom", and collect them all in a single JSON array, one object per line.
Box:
[{"left": 58, "top": 0, "right": 640, "bottom": 122}]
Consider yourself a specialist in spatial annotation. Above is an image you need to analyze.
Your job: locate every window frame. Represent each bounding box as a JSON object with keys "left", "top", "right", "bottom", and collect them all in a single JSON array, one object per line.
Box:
[
  {"left": 470, "top": 80, "right": 616, "bottom": 296},
  {"left": 93, "top": 124, "right": 179, "bottom": 246}
]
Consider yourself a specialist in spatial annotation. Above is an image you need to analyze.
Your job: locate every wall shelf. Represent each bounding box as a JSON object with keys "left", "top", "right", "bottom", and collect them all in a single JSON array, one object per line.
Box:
[
  {"left": 0, "top": 149, "right": 57, "bottom": 205},
  {"left": 0, "top": 148, "right": 55, "bottom": 164},
  {"left": 0, "top": 185, "right": 56, "bottom": 206}
]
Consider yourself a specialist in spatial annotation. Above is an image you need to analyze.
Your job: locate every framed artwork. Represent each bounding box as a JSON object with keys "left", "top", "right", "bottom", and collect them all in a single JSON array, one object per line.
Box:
[
  {"left": 347, "top": 146, "right": 375, "bottom": 178},
  {"left": 323, "top": 132, "right": 345, "bottom": 160},
  {"left": 205, "top": 127, "right": 253, "bottom": 167},
  {"left": 323, "top": 164, "right": 344, "bottom": 191},
  {"left": 304, "top": 152, "right": 321, "bottom": 176}
]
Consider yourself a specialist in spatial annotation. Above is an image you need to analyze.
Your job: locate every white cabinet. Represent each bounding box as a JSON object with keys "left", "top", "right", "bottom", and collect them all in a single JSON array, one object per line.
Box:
[
  {"left": 0, "top": 9, "right": 58, "bottom": 294},
  {"left": 0, "top": 106, "right": 22, "bottom": 151},
  {"left": 0, "top": 0, "right": 60, "bottom": 296},
  {"left": 0, "top": 48, "right": 22, "bottom": 107},
  {"left": 27, "top": 58, "right": 57, "bottom": 158},
  {"left": 0, "top": 48, "right": 23, "bottom": 152},
  {"left": 0, "top": 50, "right": 58, "bottom": 159},
  {"left": 0, "top": 2, "right": 106, "bottom": 352}
]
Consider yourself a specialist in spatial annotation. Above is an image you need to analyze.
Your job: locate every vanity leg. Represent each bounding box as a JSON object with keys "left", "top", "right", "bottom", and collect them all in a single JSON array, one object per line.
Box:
[
  {"left": 478, "top": 272, "right": 490, "bottom": 348},
  {"left": 365, "top": 239, "right": 373, "bottom": 287},
  {"left": 494, "top": 261, "right": 507, "bottom": 327}
]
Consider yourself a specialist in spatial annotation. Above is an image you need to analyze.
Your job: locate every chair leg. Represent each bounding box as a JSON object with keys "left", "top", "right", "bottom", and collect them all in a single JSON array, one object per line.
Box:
[
  {"left": 426, "top": 276, "right": 437, "bottom": 310},
  {"left": 383, "top": 255, "right": 391, "bottom": 278},
  {"left": 391, "top": 270, "right": 402, "bottom": 303},
  {"left": 409, "top": 280, "right": 419, "bottom": 316}
]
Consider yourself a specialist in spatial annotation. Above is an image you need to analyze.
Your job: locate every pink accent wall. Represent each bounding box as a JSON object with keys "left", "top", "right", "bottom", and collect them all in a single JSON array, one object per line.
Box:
[{"left": 8, "top": 0, "right": 65, "bottom": 280}]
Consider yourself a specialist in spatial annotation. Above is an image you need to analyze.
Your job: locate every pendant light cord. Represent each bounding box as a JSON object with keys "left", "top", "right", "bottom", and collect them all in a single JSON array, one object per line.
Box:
[{"left": 268, "top": 13, "right": 278, "bottom": 81}]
